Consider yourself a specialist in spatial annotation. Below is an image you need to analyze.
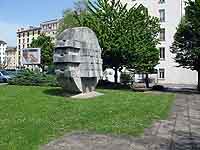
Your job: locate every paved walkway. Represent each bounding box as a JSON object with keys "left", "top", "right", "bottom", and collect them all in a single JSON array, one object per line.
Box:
[{"left": 41, "top": 93, "right": 200, "bottom": 150}]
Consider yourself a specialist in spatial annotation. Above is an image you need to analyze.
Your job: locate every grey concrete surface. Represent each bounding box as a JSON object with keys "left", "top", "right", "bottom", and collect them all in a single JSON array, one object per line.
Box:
[
  {"left": 53, "top": 27, "right": 103, "bottom": 93},
  {"left": 71, "top": 91, "right": 104, "bottom": 99},
  {"left": 41, "top": 93, "right": 200, "bottom": 150},
  {"left": 0, "top": 83, "right": 8, "bottom": 86}
]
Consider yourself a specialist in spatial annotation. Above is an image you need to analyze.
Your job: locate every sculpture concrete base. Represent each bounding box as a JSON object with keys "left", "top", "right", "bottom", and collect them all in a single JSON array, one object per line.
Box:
[{"left": 71, "top": 91, "right": 104, "bottom": 99}]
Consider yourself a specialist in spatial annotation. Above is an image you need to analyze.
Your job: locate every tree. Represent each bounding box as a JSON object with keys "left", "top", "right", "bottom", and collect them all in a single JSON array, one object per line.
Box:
[
  {"left": 77, "top": 0, "right": 160, "bottom": 85},
  {"left": 30, "top": 34, "right": 54, "bottom": 71},
  {"left": 125, "top": 5, "right": 160, "bottom": 88},
  {"left": 128, "top": 47, "right": 159, "bottom": 88},
  {"left": 58, "top": 9, "right": 79, "bottom": 33},
  {"left": 171, "top": 0, "right": 200, "bottom": 90},
  {"left": 74, "top": 0, "right": 88, "bottom": 13},
  {"left": 58, "top": 0, "right": 88, "bottom": 34}
]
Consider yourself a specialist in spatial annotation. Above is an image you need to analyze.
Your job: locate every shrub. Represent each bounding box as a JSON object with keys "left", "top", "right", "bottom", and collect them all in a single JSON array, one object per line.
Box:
[{"left": 8, "top": 69, "right": 59, "bottom": 87}]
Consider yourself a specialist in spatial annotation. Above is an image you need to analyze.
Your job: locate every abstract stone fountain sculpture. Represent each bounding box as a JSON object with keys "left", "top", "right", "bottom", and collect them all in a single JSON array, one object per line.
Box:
[{"left": 53, "top": 27, "right": 103, "bottom": 94}]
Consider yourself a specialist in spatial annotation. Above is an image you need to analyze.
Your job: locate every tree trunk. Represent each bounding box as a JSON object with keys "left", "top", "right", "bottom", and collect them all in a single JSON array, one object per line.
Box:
[
  {"left": 145, "top": 73, "right": 150, "bottom": 88},
  {"left": 114, "top": 67, "right": 118, "bottom": 84},
  {"left": 198, "top": 71, "right": 200, "bottom": 91}
]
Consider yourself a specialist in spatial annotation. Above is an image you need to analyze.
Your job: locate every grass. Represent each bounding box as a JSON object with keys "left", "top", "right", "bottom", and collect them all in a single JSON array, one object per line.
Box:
[{"left": 0, "top": 85, "right": 174, "bottom": 150}]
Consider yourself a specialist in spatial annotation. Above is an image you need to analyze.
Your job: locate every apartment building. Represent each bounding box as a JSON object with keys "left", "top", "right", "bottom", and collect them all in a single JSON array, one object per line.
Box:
[
  {"left": 0, "top": 40, "right": 7, "bottom": 64},
  {"left": 40, "top": 19, "right": 60, "bottom": 40},
  {"left": 16, "top": 26, "right": 41, "bottom": 66},
  {"left": 5, "top": 47, "right": 18, "bottom": 69},
  {"left": 120, "top": 0, "right": 197, "bottom": 85},
  {"left": 16, "top": 19, "right": 60, "bottom": 67}
]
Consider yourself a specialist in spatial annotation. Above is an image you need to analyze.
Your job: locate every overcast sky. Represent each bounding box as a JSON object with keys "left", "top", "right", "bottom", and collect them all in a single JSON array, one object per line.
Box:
[{"left": 0, "top": 0, "right": 75, "bottom": 46}]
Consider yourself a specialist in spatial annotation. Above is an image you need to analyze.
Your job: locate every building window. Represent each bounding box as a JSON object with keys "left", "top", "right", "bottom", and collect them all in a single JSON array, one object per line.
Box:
[
  {"left": 18, "top": 45, "right": 21, "bottom": 50},
  {"left": 27, "top": 38, "right": 29, "bottom": 43},
  {"left": 27, "top": 32, "right": 29, "bottom": 37},
  {"left": 19, "top": 39, "right": 21, "bottom": 44},
  {"left": 159, "top": 47, "right": 165, "bottom": 60},
  {"left": 159, "top": 69, "right": 165, "bottom": 79},
  {"left": 23, "top": 32, "right": 25, "bottom": 37},
  {"left": 159, "top": 9, "right": 165, "bottom": 22},
  {"left": 160, "top": 28, "right": 165, "bottom": 41},
  {"left": 33, "top": 31, "right": 35, "bottom": 36},
  {"left": 38, "top": 30, "right": 40, "bottom": 34},
  {"left": 23, "top": 39, "right": 25, "bottom": 43},
  {"left": 159, "top": 0, "right": 165, "bottom": 4}
]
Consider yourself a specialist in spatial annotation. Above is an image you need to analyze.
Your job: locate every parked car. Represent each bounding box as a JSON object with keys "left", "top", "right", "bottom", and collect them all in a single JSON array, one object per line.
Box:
[{"left": 0, "top": 70, "right": 12, "bottom": 83}]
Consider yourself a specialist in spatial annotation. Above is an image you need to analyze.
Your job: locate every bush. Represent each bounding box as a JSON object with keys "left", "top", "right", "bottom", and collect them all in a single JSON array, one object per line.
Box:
[{"left": 8, "top": 69, "right": 59, "bottom": 87}]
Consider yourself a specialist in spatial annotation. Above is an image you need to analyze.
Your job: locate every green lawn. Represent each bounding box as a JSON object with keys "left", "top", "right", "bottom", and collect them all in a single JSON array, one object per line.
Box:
[{"left": 0, "top": 85, "right": 174, "bottom": 150}]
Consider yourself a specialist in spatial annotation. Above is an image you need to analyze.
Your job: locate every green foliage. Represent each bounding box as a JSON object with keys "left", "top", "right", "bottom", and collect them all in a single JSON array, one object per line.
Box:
[
  {"left": 58, "top": 10, "right": 80, "bottom": 33},
  {"left": 58, "top": 0, "right": 88, "bottom": 34},
  {"left": 8, "top": 69, "right": 59, "bottom": 87},
  {"left": 171, "top": 0, "right": 200, "bottom": 90},
  {"left": 74, "top": 0, "right": 89, "bottom": 13},
  {"left": 0, "top": 85, "right": 174, "bottom": 149},
  {"left": 30, "top": 34, "right": 54, "bottom": 70},
  {"left": 130, "top": 47, "right": 159, "bottom": 74},
  {"left": 77, "top": 0, "right": 160, "bottom": 83}
]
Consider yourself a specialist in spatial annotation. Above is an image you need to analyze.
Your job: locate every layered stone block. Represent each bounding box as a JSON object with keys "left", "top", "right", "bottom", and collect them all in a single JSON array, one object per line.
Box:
[{"left": 53, "top": 27, "right": 103, "bottom": 93}]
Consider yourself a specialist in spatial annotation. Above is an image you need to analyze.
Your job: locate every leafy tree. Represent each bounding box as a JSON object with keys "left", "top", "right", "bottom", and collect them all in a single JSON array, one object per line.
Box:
[
  {"left": 77, "top": 0, "right": 160, "bottom": 85},
  {"left": 129, "top": 47, "right": 159, "bottom": 88},
  {"left": 58, "top": 0, "right": 88, "bottom": 34},
  {"left": 74, "top": 0, "right": 88, "bottom": 13},
  {"left": 171, "top": 0, "right": 200, "bottom": 90},
  {"left": 30, "top": 34, "right": 54, "bottom": 71},
  {"left": 58, "top": 10, "right": 79, "bottom": 33}
]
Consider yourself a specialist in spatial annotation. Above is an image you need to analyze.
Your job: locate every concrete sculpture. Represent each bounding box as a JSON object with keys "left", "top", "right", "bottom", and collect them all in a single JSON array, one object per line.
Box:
[{"left": 53, "top": 27, "right": 103, "bottom": 93}]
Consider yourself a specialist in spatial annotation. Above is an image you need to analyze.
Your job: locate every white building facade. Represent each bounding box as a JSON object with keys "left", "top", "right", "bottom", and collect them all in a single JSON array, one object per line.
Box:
[
  {"left": 17, "top": 26, "right": 41, "bottom": 67},
  {"left": 120, "top": 0, "right": 198, "bottom": 85},
  {"left": 40, "top": 19, "right": 60, "bottom": 41},
  {"left": 0, "top": 40, "right": 7, "bottom": 64},
  {"left": 16, "top": 18, "right": 60, "bottom": 68},
  {"left": 5, "top": 47, "right": 18, "bottom": 69}
]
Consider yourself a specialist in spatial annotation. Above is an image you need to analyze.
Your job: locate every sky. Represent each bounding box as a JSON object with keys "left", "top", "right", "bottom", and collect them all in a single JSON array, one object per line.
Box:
[{"left": 0, "top": 0, "right": 75, "bottom": 46}]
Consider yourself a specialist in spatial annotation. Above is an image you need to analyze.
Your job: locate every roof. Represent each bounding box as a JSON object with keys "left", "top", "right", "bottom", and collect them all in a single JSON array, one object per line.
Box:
[
  {"left": 6, "top": 47, "right": 17, "bottom": 52},
  {"left": 40, "top": 18, "right": 60, "bottom": 25},
  {"left": 17, "top": 26, "right": 41, "bottom": 33},
  {"left": 0, "top": 40, "right": 7, "bottom": 45}
]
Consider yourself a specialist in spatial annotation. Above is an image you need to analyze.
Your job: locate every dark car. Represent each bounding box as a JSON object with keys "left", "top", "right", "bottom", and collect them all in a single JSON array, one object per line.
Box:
[{"left": 0, "top": 70, "right": 12, "bottom": 82}]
